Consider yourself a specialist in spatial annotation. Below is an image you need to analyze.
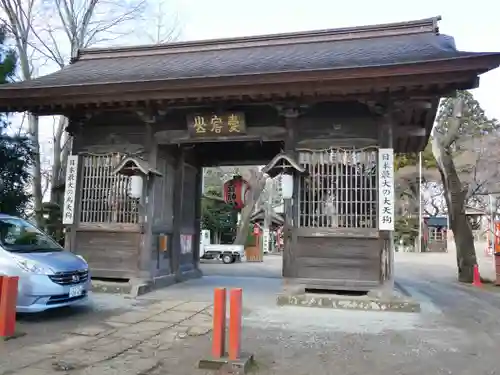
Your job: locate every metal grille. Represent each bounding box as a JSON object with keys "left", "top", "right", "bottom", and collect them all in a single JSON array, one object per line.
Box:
[
  {"left": 48, "top": 269, "right": 89, "bottom": 285},
  {"left": 80, "top": 154, "right": 139, "bottom": 224},
  {"left": 298, "top": 148, "right": 378, "bottom": 229}
]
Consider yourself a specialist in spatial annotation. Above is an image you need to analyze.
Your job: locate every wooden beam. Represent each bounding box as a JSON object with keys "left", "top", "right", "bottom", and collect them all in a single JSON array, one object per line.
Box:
[
  {"left": 201, "top": 159, "right": 278, "bottom": 167},
  {"left": 393, "top": 126, "right": 426, "bottom": 137},
  {"left": 2, "top": 56, "right": 490, "bottom": 101},
  {"left": 136, "top": 110, "right": 158, "bottom": 124},
  {"left": 155, "top": 126, "right": 287, "bottom": 144},
  {"left": 0, "top": 71, "right": 478, "bottom": 114}
]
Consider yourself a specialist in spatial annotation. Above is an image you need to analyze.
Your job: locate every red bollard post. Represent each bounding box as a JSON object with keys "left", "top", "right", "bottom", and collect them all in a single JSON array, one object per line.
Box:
[
  {"left": 0, "top": 276, "right": 19, "bottom": 338},
  {"left": 199, "top": 288, "right": 253, "bottom": 372},
  {"left": 212, "top": 288, "right": 226, "bottom": 358},
  {"left": 228, "top": 288, "right": 243, "bottom": 361},
  {"left": 472, "top": 264, "right": 482, "bottom": 287},
  {"left": 0, "top": 276, "right": 3, "bottom": 304}
]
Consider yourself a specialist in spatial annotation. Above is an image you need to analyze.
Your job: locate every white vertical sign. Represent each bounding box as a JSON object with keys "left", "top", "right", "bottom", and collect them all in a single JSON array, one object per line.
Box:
[
  {"left": 378, "top": 148, "right": 395, "bottom": 231},
  {"left": 181, "top": 234, "right": 193, "bottom": 254},
  {"left": 62, "top": 155, "right": 79, "bottom": 225},
  {"left": 262, "top": 228, "right": 270, "bottom": 253}
]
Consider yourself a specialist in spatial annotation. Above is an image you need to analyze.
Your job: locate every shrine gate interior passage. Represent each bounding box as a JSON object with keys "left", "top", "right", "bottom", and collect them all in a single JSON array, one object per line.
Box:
[{"left": 0, "top": 17, "right": 497, "bottom": 293}]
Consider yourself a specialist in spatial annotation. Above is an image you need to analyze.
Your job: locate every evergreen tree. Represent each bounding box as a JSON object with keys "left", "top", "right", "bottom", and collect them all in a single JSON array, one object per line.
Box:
[
  {"left": 201, "top": 189, "right": 238, "bottom": 244},
  {"left": 0, "top": 25, "right": 33, "bottom": 216}
]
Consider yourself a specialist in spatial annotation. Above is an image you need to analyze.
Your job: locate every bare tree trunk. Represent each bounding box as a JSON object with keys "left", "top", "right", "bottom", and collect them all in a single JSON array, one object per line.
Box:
[
  {"left": 435, "top": 146, "right": 476, "bottom": 282},
  {"left": 50, "top": 117, "right": 63, "bottom": 204},
  {"left": 28, "top": 114, "right": 43, "bottom": 225},
  {"left": 50, "top": 117, "right": 70, "bottom": 208},
  {"left": 233, "top": 171, "right": 267, "bottom": 245},
  {"left": 432, "top": 98, "right": 477, "bottom": 283}
]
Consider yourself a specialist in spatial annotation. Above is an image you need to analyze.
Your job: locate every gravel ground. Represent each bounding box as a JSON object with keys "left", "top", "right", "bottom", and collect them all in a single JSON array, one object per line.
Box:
[
  {"left": 149, "top": 317, "right": 494, "bottom": 375},
  {"left": 147, "top": 254, "right": 500, "bottom": 375},
  {"left": 6, "top": 253, "right": 500, "bottom": 375}
]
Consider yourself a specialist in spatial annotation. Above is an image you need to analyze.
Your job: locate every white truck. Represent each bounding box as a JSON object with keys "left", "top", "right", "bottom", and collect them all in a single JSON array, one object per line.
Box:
[{"left": 199, "top": 230, "right": 245, "bottom": 264}]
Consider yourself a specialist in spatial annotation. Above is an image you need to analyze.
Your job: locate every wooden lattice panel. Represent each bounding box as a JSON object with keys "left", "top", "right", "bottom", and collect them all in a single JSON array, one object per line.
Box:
[
  {"left": 80, "top": 153, "right": 139, "bottom": 224},
  {"left": 297, "top": 148, "right": 378, "bottom": 229}
]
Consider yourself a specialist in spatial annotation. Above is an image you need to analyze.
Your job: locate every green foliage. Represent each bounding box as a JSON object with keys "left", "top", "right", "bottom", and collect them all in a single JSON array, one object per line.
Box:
[
  {"left": 245, "top": 227, "right": 257, "bottom": 247},
  {"left": 201, "top": 189, "right": 237, "bottom": 240},
  {"left": 0, "top": 26, "right": 33, "bottom": 217},
  {"left": 40, "top": 202, "right": 64, "bottom": 245},
  {"left": 395, "top": 142, "right": 437, "bottom": 171},
  {"left": 394, "top": 90, "right": 498, "bottom": 172},
  {"left": 435, "top": 90, "right": 498, "bottom": 140},
  {"left": 0, "top": 27, "right": 16, "bottom": 84},
  {"left": 394, "top": 216, "right": 418, "bottom": 247}
]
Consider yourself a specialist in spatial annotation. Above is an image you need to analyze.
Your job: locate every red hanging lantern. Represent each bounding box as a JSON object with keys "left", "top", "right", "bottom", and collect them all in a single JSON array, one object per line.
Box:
[{"left": 223, "top": 175, "right": 250, "bottom": 210}]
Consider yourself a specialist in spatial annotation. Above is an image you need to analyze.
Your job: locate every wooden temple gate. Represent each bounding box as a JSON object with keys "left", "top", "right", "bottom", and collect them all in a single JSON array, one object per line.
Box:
[{"left": 0, "top": 16, "right": 498, "bottom": 294}]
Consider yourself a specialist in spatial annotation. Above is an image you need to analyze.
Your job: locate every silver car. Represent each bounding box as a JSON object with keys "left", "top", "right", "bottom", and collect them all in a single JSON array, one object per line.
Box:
[{"left": 0, "top": 214, "right": 90, "bottom": 313}]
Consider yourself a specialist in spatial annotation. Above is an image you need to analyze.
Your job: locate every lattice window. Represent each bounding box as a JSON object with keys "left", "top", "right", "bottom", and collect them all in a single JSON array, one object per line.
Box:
[
  {"left": 298, "top": 148, "right": 378, "bottom": 229},
  {"left": 80, "top": 153, "right": 139, "bottom": 224},
  {"left": 429, "top": 227, "right": 446, "bottom": 242}
]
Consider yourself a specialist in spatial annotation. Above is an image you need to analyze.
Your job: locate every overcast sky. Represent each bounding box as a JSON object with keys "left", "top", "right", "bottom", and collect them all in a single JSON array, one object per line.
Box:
[{"left": 173, "top": 0, "right": 499, "bottom": 120}]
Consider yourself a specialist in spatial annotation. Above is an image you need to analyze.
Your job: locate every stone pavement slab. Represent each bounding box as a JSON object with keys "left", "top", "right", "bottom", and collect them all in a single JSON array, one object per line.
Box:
[
  {"left": 149, "top": 299, "right": 191, "bottom": 311},
  {"left": 105, "top": 310, "right": 158, "bottom": 324},
  {"left": 1, "top": 298, "right": 213, "bottom": 375},
  {"left": 75, "top": 353, "right": 161, "bottom": 375},
  {"left": 66, "top": 324, "right": 114, "bottom": 337},
  {"left": 171, "top": 301, "right": 213, "bottom": 312},
  {"left": 28, "top": 334, "right": 96, "bottom": 355},
  {"left": 147, "top": 310, "right": 198, "bottom": 323},
  {"left": 181, "top": 312, "right": 213, "bottom": 328},
  {"left": 106, "top": 321, "right": 174, "bottom": 341}
]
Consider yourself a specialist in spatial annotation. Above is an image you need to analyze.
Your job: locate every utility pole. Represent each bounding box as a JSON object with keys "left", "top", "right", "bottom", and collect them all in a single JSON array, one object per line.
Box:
[
  {"left": 489, "top": 194, "right": 495, "bottom": 254},
  {"left": 418, "top": 151, "right": 422, "bottom": 253}
]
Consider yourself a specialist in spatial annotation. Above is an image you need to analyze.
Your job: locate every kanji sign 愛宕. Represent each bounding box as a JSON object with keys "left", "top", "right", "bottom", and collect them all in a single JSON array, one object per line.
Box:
[{"left": 187, "top": 112, "right": 246, "bottom": 136}]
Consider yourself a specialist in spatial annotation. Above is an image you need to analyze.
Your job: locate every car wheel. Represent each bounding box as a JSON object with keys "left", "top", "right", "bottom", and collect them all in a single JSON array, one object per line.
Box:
[{"left": 222, "top": 254, "right": 233, "bottom": 264}]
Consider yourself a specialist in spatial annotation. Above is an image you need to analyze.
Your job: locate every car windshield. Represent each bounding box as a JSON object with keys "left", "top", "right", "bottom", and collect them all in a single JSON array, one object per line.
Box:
[{"left": 0, "top": 217, "right": 63, "bottom": 253}]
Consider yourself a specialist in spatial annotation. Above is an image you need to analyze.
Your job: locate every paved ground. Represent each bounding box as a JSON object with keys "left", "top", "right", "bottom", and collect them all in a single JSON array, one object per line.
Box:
[
  {"left": 4, "top": 252, "right": 500, "bottom": 374},
  {"left": 200, "top": 255, "right": 282, "bottom": 278},
  {"left": 12, "top": 292, "right": 161, "bottom": 351}
]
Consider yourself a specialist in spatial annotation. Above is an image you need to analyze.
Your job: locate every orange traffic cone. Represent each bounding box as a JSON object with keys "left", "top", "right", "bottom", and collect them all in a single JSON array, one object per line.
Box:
[{"left": 472, "top": 264, "right": 482, "bottom": 287}]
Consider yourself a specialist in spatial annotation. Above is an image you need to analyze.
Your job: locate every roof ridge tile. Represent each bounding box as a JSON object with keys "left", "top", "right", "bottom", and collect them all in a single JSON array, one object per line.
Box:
[{"left": 75, "top": 16, "right": 441, "bottom": 62}]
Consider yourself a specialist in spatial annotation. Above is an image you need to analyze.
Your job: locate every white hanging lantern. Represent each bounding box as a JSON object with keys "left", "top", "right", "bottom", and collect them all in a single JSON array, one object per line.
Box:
[
  {"left": 281, "top": 173, "right": 294, "bottom": 199},
  {"left": 129, "top": 175, "right": 143, "bottom": 198}
]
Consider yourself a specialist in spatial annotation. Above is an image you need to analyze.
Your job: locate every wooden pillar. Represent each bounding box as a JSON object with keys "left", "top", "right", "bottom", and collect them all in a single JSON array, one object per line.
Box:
[
  {"left": 193, "top": 162, "right": 203, "bottom": 269},
  {"left": 64, "top": 117, "right": 85, "bottom": 253},
  {"left": 138, "top": 122, "right": 157, "bottom": 281},
  {"left": 378, "top": 115, "right": 395, "bottom": 293},
  {"left": 281, "top": 107, "right": 299, "bottom": 281},
  {"left": 171, "top": 147, "right": 184, "bottom": 280}
]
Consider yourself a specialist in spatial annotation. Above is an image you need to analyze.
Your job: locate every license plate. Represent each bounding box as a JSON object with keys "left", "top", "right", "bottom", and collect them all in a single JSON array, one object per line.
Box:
[{"left": 69, "top": 285, "right": 83, "bottom": 298}]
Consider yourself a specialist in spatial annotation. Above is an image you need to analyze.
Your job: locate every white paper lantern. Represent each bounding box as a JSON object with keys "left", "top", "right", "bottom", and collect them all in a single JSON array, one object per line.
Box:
[
  {"left": 281, "top": 173, "right": 294, "bottom": 199},
  {"left": 129, "top": 175, "right": 143, "bottom": 198}
]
